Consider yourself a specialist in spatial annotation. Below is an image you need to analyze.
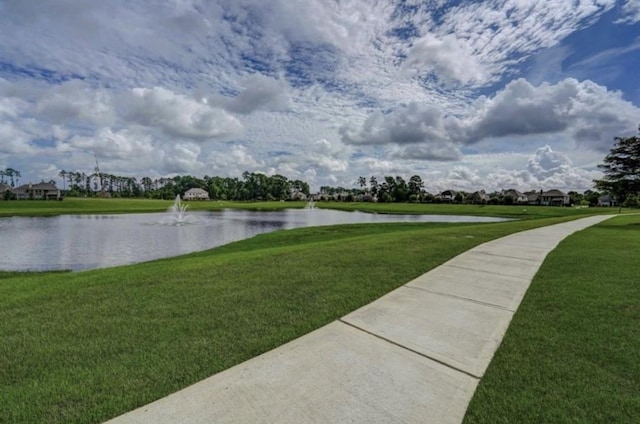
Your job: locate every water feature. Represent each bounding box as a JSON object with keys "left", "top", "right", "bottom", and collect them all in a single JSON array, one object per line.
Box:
[
  {"left": 165, "top": 195, "right": 192, "bottom": 225},
  {"left": 0, "top": 209, "right": 510, "bottom": 272},
  {"left": 304, "top": 199, "right": 316, "bottom": 209}
]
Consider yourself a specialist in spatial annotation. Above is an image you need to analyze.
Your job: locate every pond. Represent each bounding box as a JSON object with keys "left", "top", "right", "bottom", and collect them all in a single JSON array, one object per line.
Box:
[{"left": 0, "top": 208, "right": 509, "bottom": 271}]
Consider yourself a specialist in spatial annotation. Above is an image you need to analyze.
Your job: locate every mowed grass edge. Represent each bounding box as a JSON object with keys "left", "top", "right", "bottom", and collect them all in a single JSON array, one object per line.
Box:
[
  {"left": 1, "top": 216, "right": 582, "bottom": 424},
  {"left": 464, "top": 214, "right": 640, "bottom": 423},
  {"left": 0, "top": 197, "right": 623, "bottom": 219}
]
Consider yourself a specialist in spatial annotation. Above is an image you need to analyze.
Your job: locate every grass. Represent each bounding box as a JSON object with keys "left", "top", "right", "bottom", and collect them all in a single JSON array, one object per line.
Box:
[
  {"left": 464, "top": 214, "right": 640, "bottom": 423},
  {"left": 0, "top": 197, "right": 624, "bottom": 218},
  {"left": 0, "top": 200, "right": 633, "bottom": 422},
  {"left": 0, "top": 215, "right": 586, "bottom": 424},
  {"left": 319, "top": 201, "right": 620, "bottom": 219}
]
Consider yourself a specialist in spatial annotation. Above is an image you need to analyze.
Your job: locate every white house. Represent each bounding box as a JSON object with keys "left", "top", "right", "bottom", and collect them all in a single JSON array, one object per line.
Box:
[{"left": 183, "top": 188, "right": 209, "bottom": 201}]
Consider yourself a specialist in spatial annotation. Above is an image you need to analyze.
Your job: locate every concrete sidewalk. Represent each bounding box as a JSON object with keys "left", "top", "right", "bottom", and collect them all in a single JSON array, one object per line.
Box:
[{"left": 105, "top": 215, "right": 613, "bottom": 424}]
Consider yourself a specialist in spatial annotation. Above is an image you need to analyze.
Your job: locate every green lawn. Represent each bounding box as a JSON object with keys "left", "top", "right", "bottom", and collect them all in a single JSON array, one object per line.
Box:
[
  {"left": 1, "top": 215, "right": 584, "bottom": 424},
  {"left": 318, "top": 201, "right": 619, "bottom": 219},
  {"left": 0, "top": 196, "right": 623, "bottom": 218},
  {"left": 464, "top": 214, "right": 640, "bottom": 423},
  {"left": 0, "top": 200, "right": 633, "bottom": 423}
]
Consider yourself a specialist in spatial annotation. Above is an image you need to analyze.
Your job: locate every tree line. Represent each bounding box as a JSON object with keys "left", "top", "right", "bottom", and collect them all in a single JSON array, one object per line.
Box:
[
  {"left": 2, "top": 166, "right": 631, "bottom": 207},
  {"left": 57, "top": 170, "right": 310, "bottom": 201},
  {"left": 320, "top": 175, "right": 426, "bottom": 203},
  {"left": 321, "top": 175, "right": 607, "bottom": 206}
]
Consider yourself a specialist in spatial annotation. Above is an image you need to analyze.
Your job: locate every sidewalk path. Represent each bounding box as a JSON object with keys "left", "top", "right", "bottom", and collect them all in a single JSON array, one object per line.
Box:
[{"left": 105, "top": 215, "right": 614, "bottom": 424}]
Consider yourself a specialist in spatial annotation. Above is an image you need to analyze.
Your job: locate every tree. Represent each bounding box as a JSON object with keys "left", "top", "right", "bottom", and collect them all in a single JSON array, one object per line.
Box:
[
  {"left": 568, "top": 191, "right": 583, "bottom": 206},
  {"left": 357, "top": 176, "right": 367, "bottom": 191},
  {"left": 59, "top": 170, "right": 67, "bottom": 193},
  {"left": 393, "top": 176, "right": 408, "bottom": 202},
  {"left": 408, "top": 175, "right": 424, "bottom": 198},
  {"left": 594, "top": 126, "right": 640, "bottom": 205},
  {"left": 583, "top": 189, "right": 600, "bottom": 206},
  {"left": 4, "top": 168, "right": 20, "bottom": 187},
  {"left": 623, "top": 193, "right": 639, "bottom": 208},
  {"left": 369, "top": 176, "right": 379, "bottom": 198}
]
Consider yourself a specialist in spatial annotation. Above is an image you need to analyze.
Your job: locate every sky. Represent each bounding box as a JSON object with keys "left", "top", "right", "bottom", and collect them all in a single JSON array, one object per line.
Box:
[{"left": 0, "top": 0, "right": 639, "bottom": 193}]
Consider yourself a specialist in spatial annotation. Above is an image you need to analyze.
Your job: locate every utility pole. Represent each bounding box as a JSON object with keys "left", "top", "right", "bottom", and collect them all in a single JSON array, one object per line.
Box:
[{"left": 94, "top": 152, "right": 103, "bottom": 193}]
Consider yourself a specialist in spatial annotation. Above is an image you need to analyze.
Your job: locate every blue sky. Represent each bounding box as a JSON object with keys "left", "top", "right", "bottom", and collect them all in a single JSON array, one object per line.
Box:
[{"left": 0, "top": 0, "right": 639, "bottom": 192}]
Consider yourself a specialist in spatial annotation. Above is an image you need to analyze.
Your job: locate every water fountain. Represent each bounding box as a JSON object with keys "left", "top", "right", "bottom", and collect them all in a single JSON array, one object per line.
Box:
[
  {"left": 168, "top": 194, "right": 190, "bottom": 225},
  {"left": 304, "top": 198, "right": 316, "bottom": 209}
]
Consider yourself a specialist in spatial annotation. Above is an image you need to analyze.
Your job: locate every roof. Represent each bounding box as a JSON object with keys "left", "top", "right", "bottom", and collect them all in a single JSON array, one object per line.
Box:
[
  {"left": 503, "top": 189, "right": 525, "bottom": 197},
  {"left": 0, "top": 183, "right": 12, "bottom": 192},
  {"left": 13, "top": 184, "right": 30, "bottom": 193},
  {"left": 31, "top": 182, "right": 59, "bottom": 190},
  {"left": 13, "top": 182, "right": 59, "bottom": 192},
  {"left": 542, "top": 189, "right": 567, "bottom": 196},
  {"left": 185, "top": 188, "right": 208, "bottom": 194},
  {"left": 470, "top": 190, "right": 489, "bottom": 198}
]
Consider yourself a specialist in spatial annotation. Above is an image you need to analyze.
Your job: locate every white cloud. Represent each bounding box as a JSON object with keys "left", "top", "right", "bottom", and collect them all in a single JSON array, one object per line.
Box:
[
  {"left": 0, "top": 122, "right": 34, "bottom": 155},
  {"left": 403, "top": 33, "right": 486, "bottom": 87},
  {"left": 424, "top": 146, "right": 600, "bottom": 193},
  {"left": 0, "top": 90, "right": 39, "bottom": 155},
  {"left": 527, "top": 145, "right": 573, "bottom": 179},
  {"left": 307, "top": 139, "right": 349, "bottom": 172},
  {"left": 340, "top": 103, "right": 460, "bottom": 156},
  {"left": 475, "top": 77, "right": 640, "bottom": 149},
  {"left": 359, "top": 157, "right": 414, "bottom": 176},
  {"left": 616, "top": 0, "right": 640, "bottom": 23},
  {"left": 35, "top": 80, "right": 115, "bottom": 126},
  {"left": 122, "top": 87, "right": 243, "bottom": 141},
  {"left": 392, "top": 143, "right": 462, "bottom": 161},
  {"left": 162, "top": 142, "right": 203, "bottom": 174},
  {"left": 430, "top": 0, "right": 617, "bottom": 87},
  {"left": 206, "top": 144, "right": 264, "bottom": 176},
  {"left": 211, "top": 74, "right": 291, "bottom": 114},
  {"left": 343, "top": 78, "right": 640, "bottom": 158},
  {"left": 66, "top": 128, "right": 155, "bottom": 161}
]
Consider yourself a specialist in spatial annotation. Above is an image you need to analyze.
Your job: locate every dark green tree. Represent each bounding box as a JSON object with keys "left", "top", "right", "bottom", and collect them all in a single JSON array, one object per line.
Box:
[
  {"left": 594, "top": 127, "right": 640, "bottom": 205},
  {"left": 408, "top": 175, "right": 424, "bottom": 198},
  {"left": 393, "top": 176, "right": 408, "bottom": 202},
  {"left": 369, "top": 176, "right": 378, "bottom": 198}
]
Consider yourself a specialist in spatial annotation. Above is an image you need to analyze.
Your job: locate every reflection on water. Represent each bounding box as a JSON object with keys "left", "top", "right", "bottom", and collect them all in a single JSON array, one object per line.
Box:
[{"left": 0, "top": 209, "right": 508, "bottom": 271}]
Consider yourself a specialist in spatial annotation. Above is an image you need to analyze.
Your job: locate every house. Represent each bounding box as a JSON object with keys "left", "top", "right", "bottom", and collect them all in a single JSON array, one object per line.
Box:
[
  {"left": 439, "top": 190, "right": 459, "bottom": 203},
  {"left": 333, "top": 191, "right": 351, "bottom": 201},
  {"left": 502, "top": 189, "right": 528, "bottom": 204},
  {"left": 524, "top": 190, "right": 542, "bottom": 205},
  {"left": 467, "top": 190, "right": 490, "bottom": 204},
  {"left": 13, "top": 182, "right": 61, "bottom": 200},
  {"left": 290, "top": 190, "right": 308, "bottom": 201},
  {"left": 540, "top": 189, "right": 570, "bottom": 206},
  {"left": 183, "top": 187, "right": 209, "bottom": 201},
  {"left": 597, "top": 194, "right": 617, "bottom": 207}
]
